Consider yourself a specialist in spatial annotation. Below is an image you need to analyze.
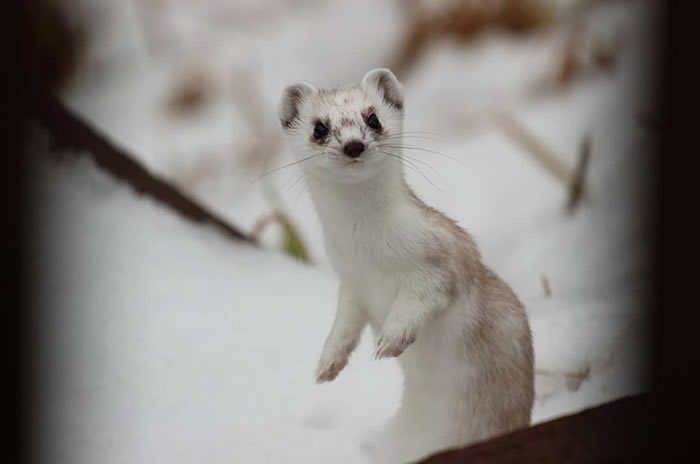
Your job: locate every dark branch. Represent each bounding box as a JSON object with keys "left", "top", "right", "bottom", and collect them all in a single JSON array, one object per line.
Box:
[{"left": 25, "top": 92, "right": 254, "bottom": 244}]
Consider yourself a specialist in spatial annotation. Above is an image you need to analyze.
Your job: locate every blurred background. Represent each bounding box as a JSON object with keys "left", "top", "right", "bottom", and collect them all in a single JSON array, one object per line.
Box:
[
  {"left": 35, "top": 0, "right": 658, "bottom": 262},
  {"left": 22, "top": 0, "right": 660, "bottom": 462}
]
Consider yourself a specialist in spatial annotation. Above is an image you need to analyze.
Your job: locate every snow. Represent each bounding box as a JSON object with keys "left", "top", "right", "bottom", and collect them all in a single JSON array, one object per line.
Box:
[
  {"left": 28, "top": 132, "right": 402, "bottom": 463},
  {"left": 32, "top": 0, "right": 657, "bottom": 462}
]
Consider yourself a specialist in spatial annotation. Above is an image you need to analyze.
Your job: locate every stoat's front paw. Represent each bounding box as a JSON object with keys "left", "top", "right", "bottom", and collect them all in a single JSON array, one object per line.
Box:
[
  {"left": 315, "top": 346, "right": 351, "bottom": 383},
  {"left": 374, "top": 325, "right": 417, "bottom": 359}
]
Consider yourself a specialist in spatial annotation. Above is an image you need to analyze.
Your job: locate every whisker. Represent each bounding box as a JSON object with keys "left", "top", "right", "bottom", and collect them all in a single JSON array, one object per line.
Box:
[
  {"left": 379, "top": 150, "right": 444, "bottom": 196},
  {"left": 379, "top": 144, "right": 464, "bottom": 165},
  {"left": 382, "top": 135, "right": 438, "bottom": 142},
  {"left": 386, "top": 130, "right": 441, "bottom": 136},
  {"left": 291, "top": 180, "right": 310, "bottom": 213},
  {"left": 275, "top": 166, "right": 304, "bottom": 192},
  {"left": 289, "top": 171, "right": 308, "bottom": 195},
  {"left": 380, "top": 148, "right": 445, "bottom": 183},
  {"left": 281, "top": 172, "right": 307, "bottom": 200},
  {"left": 243, "top": 153, "right": 320, "bottom": 191},
  {"left": 383, "top": 131, "right": 441, "bottom": 139}
]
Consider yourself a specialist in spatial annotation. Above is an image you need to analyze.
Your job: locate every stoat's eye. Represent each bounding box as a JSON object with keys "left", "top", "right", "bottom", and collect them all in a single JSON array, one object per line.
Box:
[
  {"left": 313, "top": 122, "right": 329, "bottom": 139},
  {"left": 366, "top": 113, "right": 382, "bottom": 130}
]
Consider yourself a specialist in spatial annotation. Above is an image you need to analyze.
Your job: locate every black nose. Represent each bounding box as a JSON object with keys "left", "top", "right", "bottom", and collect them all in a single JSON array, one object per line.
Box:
[{"left": 343, "top": 140, "right": 365, "bottom": 158}]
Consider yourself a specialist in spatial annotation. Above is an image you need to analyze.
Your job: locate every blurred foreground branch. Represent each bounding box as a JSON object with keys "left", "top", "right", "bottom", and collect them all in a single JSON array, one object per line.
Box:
[{"left": 27, "top": 93, "right": 254, "bottom": 244}]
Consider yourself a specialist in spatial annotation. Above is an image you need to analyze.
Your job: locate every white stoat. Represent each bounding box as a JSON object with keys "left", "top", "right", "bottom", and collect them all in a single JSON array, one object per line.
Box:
[{"left": 278, "top": 69, "right": 534, "bottom": 463}]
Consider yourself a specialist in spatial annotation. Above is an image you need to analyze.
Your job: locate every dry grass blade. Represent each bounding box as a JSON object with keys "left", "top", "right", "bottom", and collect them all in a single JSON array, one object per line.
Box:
[
  {"left": 536, "top": 367, "right": 591, "bottom": 381},
  {"left": 541, "top": 275, "right": 552, "bottom": 297},
  {"left": 567, "top": 133, "right": 592, "bottom": 213},
  {"left": 536, "top": 366, "right": 591, "bottom": 391},
  {"left": 251, "top": 211, "right": 312, "bottom": 264},
  {"left": 487, "top": 111, "right": 591, "bottom": 201}
]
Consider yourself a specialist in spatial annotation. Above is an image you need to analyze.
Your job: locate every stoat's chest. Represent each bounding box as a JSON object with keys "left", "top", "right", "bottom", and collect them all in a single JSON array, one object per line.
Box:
[
  {"left": 323, "top": 203, "right": 420, "bottom": 272},
  {"left": 321, "top": 205, "right": 428, "bottom": 328}
]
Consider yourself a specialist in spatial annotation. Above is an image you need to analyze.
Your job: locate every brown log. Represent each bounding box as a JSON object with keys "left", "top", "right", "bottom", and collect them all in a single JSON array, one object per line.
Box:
[{"left": 420, "top": 393, "right": 652, "bottom": 463}]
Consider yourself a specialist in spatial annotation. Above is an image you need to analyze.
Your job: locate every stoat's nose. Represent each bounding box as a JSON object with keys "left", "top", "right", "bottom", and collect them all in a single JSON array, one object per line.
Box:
[{"left": 343, "top": 140, "right": 365, "bottom": 158}]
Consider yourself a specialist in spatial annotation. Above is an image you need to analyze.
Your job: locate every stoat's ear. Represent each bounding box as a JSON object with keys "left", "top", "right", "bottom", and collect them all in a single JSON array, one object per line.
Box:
[
  {"left": 279, "top": 81, "right": 316, "bottom": 131},
  {"left": 361, "top": 68, "right": 404, "bottom": 111}
]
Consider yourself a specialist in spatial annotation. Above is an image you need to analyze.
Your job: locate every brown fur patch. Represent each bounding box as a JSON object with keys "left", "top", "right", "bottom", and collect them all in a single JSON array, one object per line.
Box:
[
  {"left": 405, "top": 182, "right": 481, "bottom": 278},
  {"left": 464, "top": 267, "right": 535, "bottom": 431},
  {"left": 426, "top": 237, "right": 458, "bottom": 301},
  {"left": 404, "top": 180, "right": 533, "bottom": 432},
  {"left": 404, "top": 181, "right": 480, "bottom": 305}
]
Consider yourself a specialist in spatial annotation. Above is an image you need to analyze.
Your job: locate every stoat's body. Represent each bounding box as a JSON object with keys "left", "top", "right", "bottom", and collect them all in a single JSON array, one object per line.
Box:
[{"left": 279, "top": 69, "right": 534, "bottom": 463}]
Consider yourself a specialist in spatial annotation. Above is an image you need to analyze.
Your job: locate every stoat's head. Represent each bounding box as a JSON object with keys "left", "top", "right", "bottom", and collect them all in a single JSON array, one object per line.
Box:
[{"left": 278, "top": 68, "right": 404, "bottom": 183}]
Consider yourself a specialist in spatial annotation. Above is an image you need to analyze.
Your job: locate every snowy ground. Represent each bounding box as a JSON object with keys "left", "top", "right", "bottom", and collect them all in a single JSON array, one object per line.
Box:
[{"left": 30, "top": 0, "right": 657, "bottom": 462}]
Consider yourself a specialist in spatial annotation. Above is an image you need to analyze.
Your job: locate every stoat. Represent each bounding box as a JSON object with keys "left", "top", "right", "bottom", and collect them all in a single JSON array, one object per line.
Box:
[{"left": 278, "top": 69, "right": 534, "bottom": 463}]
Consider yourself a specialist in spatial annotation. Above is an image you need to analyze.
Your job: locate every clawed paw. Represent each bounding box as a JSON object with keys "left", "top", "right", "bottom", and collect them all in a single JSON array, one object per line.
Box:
[
  {"left": 315, "top": 343, "right": 353, "bottom": 383},
  {"left": 315, "top": 356, "right": 348, "bottom": 383},
  {"left": 374, "top": 329, "right": 416, "bottom": 359}
]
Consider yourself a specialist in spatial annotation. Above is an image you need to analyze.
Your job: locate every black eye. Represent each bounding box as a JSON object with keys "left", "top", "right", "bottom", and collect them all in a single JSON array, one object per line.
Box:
[
  {"left": 366, "top": 113, "right": 381, "bottom": 130},
  {"left": 313, "top": 122, "right": 329, "bottom": 139}
]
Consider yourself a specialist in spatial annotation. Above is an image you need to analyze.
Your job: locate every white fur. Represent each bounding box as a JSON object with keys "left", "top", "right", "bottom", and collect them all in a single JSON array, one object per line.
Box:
[{"left": 279, "top": 69, "right": 534, "bottom": 463}]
